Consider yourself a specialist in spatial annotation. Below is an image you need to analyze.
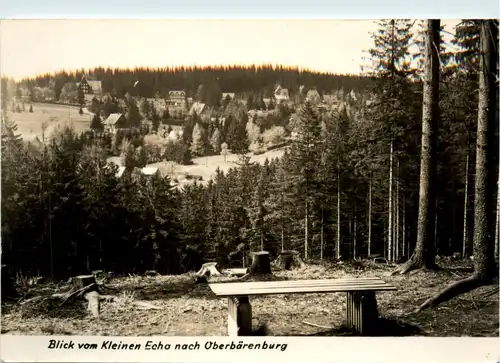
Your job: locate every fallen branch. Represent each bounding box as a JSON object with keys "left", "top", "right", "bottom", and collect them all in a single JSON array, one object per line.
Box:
[
  {"left": 238, "top": 273, "right": 250, "bottom": 280},
  {"left": 134, "top": 301, "right": 162, "bottom": 310},
  {"left": 469, "top": 292, "right": 479, "bottom": 310},
  {"left": 447, "top": 269, "right": 463, "bottom": 278},
  {"left": 302, "top": 320, "right": 334, "bottom": 330},
  {"left": 59, "top": 283, "right": 97, "bottom": 307},
  {"left": 19, "top": 295, "right": 45, "bottom": 305},
  {"left": 414, "top": 273, "right": 490, "bottom": 313},
  {"left": 478, "top": 286, "right": 499, "bottom": 299}
]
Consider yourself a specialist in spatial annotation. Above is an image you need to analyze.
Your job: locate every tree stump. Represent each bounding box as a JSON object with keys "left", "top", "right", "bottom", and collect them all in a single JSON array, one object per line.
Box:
[
  {"left": 195, "top": 262, "right": 222, "bottom": 283},
  {"left": 249, "top": 251, "right": 272, "bottom": 274},
  {"left": 274, "top": 250, "right": 304, "bottom": 270},
  {"left": 72, "top": 275, "right": 98, "bottom": 291},
  {"left": 71, "top": 275, "right": 100, "bottom": 318}
]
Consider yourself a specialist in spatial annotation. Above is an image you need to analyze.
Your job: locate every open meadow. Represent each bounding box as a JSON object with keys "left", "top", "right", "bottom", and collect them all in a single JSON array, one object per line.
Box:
[
  {"left": 2, "top": 260, "right": 498, "bottom": 337},
  {"left": 108, "top": 148, "right": 287, "bottom": 186},
  {"left": 6, "top": 102, "right": 93, "bottom": 141}
]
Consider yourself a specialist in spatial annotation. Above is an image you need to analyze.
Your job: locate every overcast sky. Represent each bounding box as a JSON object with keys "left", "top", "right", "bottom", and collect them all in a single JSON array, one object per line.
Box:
[{"left": 0, "top": 19, "right": 461, "bottom": 80}]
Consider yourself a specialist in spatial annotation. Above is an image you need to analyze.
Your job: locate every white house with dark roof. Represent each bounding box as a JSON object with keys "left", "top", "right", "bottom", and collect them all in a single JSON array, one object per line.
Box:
[
  {"left": 274, "top": 85, "right": 289, "bottom": 104},
  {"left": 103, "top": 113, "right": 127, "bottom": 134},
  {"left": 167, "top": 90, "right": 186, "bottom": 106},
  {"left": 77, "top": 78, "right": 102, "bottom": 99}
]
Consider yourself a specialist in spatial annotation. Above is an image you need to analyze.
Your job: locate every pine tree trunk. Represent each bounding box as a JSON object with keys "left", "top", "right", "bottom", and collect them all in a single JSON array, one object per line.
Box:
[
  {"left": 388, "top": 139, "right": 393, "bottom": 262},
  {"left": 415, "top": 20, "right": 498, "bottom": 311},
  {"left": 383, "top": 222, "right": 386, "bottom": 259},
  {"left": 353, "top": 217, "right": 357, "bottom": 260},
  {"left": 304, "top": 199, "right": 309, "bottom": 260},
  {"left": 348, "top": 217, "right": 352, "bottom": 259},
  {"left": 463, "top": 150, "right": 470, "bottom": 257},
  {"left": 434, "top": 199, "right": 438, "bottom": 254},
  {"left": 320, "top": 208, "right": 324, "bottom": 260},
  {"left": 396, "top": 19, "right": 440, "bottom": 274},
  {"left": 471, "top": 20, "right": 498, "bottom": 280},
  {"left": 368, "top": 177, "right": 372, "bottom": 256},
  {"left": 402, "top": 195, "right": 406, "bottom": 258},
  {"left": 494, "top": 174, "right": 499, "bottom": 263},
  {"left": 396, "top": 159, "right": 400, "bottom": 261},
  {"left": 336, "top": 169, "right": 341, "bottom": 260},
  {"left": 281, "top": 224, "right": 285, "bottom": 253}
]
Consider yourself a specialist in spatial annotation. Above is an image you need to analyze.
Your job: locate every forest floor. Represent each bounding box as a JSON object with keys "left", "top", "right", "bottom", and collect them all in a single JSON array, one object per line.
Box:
[{"left": 2, "top": 259, "right": 498, "bottom": 337}]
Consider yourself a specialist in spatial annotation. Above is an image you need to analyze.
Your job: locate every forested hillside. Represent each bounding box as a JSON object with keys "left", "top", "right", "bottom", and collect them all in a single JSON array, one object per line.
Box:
[{"left": 6, "top": 65, "right": 372, "bottom": 102}]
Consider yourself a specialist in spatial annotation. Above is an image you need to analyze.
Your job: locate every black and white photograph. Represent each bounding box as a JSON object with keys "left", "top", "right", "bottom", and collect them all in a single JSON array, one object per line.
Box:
[{"left": 1, "top": 18, "right": 499, "bottom": 340}]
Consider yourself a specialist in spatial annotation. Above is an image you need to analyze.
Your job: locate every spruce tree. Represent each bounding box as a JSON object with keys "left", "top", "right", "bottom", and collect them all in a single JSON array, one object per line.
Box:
[
  {"left": 126, "top": 98, "right": 142, "bottom": 128},
  {"left": 90, "top": 113, "right": 104, "bottom": 131},
  {"left": 226, "top": 117, "right": 249, "bottom": 154},
  {"left": 286, "top": 101, "right": 323, "bottom": 259},
  {"left": 210, "top": 128, "right": 221, "bottom": 153},
  {"left": 190, "top": 123, "right": 206, "bottom": 156}
]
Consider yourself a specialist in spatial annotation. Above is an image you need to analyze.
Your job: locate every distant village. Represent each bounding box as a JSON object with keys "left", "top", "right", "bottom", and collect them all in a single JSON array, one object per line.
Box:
[{"left": 6, "top": 75, "right": 367, "bottom": 184}]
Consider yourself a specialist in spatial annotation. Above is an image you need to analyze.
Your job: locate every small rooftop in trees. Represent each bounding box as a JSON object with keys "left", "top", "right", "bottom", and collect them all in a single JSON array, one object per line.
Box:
[
  {"left": 221, "top": 93, "right": 236, "bottom": 101},
  {"left": 103, "top": 113, "right": 124, "bottom": 125},
  {"left": 189, "top": 102, "right": 207, "bottom": 116}
]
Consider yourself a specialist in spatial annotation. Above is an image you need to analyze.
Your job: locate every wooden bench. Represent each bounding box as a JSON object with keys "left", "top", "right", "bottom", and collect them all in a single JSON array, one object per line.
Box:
[{"left": 209, "top": 277, "right": 397, "bottom": 336}]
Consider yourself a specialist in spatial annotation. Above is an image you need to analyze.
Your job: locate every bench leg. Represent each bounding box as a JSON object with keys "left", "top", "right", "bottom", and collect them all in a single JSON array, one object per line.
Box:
[
  {"left": 227, "top": 296, "right": 252, "bottom": 336},
  {"left": 346, "top": 291, "right": 378, "bottom": 335}
]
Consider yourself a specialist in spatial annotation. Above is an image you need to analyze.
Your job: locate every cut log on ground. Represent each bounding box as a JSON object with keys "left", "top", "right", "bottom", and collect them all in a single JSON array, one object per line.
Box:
[
  {"left": 195, "top": 262, "right": 222, "bottom": 283},
  {"left": 223, "top": 268, "right": 248, "bottom": 277},
  {"left": 249, "top": 251, "right": 272, "bottom": 274},
  {"left": 274, "top": 250, "right": 304, "bottom": 270}
]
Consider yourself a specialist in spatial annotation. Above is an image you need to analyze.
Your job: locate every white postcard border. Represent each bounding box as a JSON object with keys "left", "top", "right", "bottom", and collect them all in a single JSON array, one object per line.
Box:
[{"left": 1, "top": 335, "right": 499, "bottom": 363}]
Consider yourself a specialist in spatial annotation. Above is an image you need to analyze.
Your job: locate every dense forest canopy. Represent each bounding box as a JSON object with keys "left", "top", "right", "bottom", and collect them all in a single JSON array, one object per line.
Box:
[{"left": 7, "top": 65, "right": 374, "bottom": 100}]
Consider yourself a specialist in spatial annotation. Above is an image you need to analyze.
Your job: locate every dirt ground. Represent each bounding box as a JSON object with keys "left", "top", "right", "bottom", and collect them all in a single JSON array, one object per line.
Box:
[{"left": 1, "top": 261, "right": 498, "bottom": 337}]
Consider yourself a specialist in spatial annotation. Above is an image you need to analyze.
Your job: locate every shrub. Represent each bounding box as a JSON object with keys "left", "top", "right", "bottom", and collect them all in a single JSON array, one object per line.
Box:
[{"left": 262, "top": 126, "right": 286, "bottom": 147}]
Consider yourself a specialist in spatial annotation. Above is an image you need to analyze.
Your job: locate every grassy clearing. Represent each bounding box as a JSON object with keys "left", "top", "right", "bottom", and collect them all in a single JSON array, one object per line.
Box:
[
  {"left": 109, "top": 148, "right": 287, "bottom": 186},
  {"left": 2, "top": 261, "right": 498, "bottom": 337},
  {"left": 6, "top": 103, "right": 92, "bottom": 141}
]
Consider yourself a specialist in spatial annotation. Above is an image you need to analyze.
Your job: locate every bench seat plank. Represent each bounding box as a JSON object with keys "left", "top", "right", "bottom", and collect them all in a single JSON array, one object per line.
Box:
[{"left": 209, "top": 278, "right": 397, "bottom": 297}]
